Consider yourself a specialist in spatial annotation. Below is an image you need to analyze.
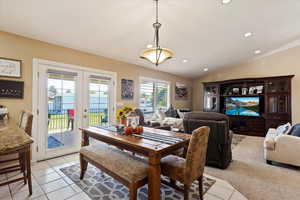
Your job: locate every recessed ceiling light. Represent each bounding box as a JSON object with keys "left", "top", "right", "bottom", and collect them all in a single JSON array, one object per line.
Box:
[
  {"left": 244, "top": 32, "right": 252, "bottom": 38},
  {"left": 222, "top": 0, "right": 232, "bottom": 4},
  {"left": 204, "top": 68, "right": 208, "bottom": 72},
  {"left": 254, "top": 49, "right": 261, "bottom": 55},
  {"left": 182, "top": 59, "right": 188, "bottom": 63},
  {"left": 146, "top": 44, "right": 153, "bottom": 48}
]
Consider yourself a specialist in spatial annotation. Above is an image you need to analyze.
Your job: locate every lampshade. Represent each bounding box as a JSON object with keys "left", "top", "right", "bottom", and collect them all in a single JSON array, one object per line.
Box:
[{"left": 140, "top": 47, "right": 174, "bottom": 65}]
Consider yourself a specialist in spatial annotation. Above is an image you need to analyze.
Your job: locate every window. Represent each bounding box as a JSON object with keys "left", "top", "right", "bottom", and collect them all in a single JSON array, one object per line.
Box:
[{"left": 139, "top": 78, "right": 170, "bottom": 116}]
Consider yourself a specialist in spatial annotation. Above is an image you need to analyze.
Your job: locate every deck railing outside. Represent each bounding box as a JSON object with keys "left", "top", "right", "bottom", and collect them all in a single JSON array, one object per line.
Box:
[{"left": 48, "top": 108, "right": 108, "bottom": 134}]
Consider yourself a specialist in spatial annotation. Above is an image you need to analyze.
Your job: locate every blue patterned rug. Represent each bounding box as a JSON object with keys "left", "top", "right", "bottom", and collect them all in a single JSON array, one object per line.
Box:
[{"left": 61, "top": 164, "right": 215, "bottom": 200}]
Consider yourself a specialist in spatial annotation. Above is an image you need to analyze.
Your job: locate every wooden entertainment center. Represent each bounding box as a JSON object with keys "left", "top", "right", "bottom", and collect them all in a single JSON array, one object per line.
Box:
[{"left": 203, "top": 75, "right": 294, "bottom": 137}]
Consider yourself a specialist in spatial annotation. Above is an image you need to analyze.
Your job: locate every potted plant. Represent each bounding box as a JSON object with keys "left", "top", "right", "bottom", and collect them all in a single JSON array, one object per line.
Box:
[{"left": 117, "top": 106, "right": 133, "bottom": 125}]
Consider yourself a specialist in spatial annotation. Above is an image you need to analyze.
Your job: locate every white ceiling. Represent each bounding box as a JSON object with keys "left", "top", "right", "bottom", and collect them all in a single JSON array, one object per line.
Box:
[{"left": 0, "top": 0, "right": 300, "bottom": 78}]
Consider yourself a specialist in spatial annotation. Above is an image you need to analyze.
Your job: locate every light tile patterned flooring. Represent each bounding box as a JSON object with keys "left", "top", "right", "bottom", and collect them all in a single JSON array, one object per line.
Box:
[{"left": 0, "top": 153, "right": 247, "bottom": 200}]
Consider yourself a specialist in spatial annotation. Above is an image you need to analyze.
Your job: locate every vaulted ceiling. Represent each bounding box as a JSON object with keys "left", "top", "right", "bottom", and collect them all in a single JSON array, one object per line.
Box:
[{"left": 0, "top": 0, "right": 300, "bottom": 77}]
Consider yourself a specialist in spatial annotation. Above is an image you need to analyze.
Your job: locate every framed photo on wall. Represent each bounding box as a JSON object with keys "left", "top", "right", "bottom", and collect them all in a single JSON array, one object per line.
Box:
[
  {"left": 121, "top": 79, "right": 134, "bottom": 99},
  {"left": 0, "top": 57, "right": 22, "bottom": 78},
  {"left": 175, "top": 82, "right": 188, "bottom": 100}
]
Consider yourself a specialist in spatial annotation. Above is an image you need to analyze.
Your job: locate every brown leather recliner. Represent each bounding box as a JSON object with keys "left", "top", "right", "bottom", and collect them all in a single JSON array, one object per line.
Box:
[{"left": 183, "top": 112, "right": 233, "bottom": 169}]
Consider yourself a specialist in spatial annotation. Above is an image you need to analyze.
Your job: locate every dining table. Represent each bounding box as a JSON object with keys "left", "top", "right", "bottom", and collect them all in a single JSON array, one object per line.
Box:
[{"left": 80, "top": 126, "right": 191, "bottom": 200}]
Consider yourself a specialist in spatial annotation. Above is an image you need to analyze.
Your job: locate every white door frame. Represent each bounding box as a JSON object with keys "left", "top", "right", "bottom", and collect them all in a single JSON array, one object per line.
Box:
[{"left": 32, "top": 58, "right": 117, "bottom": 161}]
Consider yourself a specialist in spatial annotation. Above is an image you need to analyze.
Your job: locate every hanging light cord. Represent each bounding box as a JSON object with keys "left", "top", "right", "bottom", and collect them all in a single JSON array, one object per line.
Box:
[{"left": 156, "top": 0, "right": 158, "bottom": 23}]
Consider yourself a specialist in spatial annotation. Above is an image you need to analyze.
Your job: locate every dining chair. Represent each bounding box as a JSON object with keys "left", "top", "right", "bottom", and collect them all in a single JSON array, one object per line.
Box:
[
  {"left": 160, "top": 126, "right": 210, "bottom": 200},
  {"left": 0, "top": 110, "right": 33, "bottom": 195}
]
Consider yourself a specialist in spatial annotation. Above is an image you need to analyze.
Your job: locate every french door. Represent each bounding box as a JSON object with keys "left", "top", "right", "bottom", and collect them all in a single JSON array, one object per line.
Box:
[{"left": 35, "top": 61, "right": 115, "bottom": 160}]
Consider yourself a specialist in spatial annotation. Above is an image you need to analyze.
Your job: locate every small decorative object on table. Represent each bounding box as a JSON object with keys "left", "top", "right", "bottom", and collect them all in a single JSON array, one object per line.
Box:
[
  {"left": 127, "top": 111, "right": 140, "bottom": 127},
  {"left": 115, "top": 124, "right": 125, "bottom": 133},
  {"left": 124, "top": 126, "right": 143, "bottom": 135},
  {"left": 117, "top": 106, "right": 133, "bottom": 125},
  {"left": 0, "top": 105, "right": 8, "bottom": 120}
]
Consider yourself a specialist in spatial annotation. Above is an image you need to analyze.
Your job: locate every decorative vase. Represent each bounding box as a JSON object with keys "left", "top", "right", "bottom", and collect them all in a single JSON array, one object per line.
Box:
[{"left": 120, "top": 117, "right": 127, "bottom": 125}]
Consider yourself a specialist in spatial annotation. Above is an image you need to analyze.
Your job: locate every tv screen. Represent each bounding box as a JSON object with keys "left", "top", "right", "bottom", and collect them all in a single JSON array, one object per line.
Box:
[{"left": 225, "top": 97, "right": 260, "bottom": 117}]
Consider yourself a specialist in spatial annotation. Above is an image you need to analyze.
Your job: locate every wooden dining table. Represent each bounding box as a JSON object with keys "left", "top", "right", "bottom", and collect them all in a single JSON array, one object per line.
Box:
[{"left": 80, "top": 126, "right": 191, "bottom": 200}]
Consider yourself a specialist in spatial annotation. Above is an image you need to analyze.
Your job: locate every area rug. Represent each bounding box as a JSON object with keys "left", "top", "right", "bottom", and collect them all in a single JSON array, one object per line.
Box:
[
  {"left": 61, "top": 164, "right": 215, "bottom": 200},
  {"left": 205, "top": 135, "right": 300, "bottom": 200},
  {"left": 48, "top": 136, "right": 64, "bottom": 149},
  {"left": 231, "top": 134, "right": 246, "bottom": 149}
]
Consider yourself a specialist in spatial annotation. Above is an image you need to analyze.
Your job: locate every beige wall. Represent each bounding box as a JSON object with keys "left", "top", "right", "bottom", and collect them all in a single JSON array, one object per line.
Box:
[
  {"left": 0, "top": 31, "right": 192, "bottom": 120},
  {"left": 193, "top": 46, "right": 300, "bottom": 123}
]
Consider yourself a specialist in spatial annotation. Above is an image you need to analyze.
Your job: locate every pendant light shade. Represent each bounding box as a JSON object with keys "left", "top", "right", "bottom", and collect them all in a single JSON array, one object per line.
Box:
[
  {"left": 140, "top": 0, "right": 174, "bottom": 66},
  {"left": 140, "top": 47, "right": 174, "bottom": 66}
]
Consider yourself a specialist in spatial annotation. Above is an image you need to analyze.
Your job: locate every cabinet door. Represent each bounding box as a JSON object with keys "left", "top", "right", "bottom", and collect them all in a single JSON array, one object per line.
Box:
[
  {"left": 267, "top": 95, "right": 278, "bottom": 113},
  {"left": 203, "top": 84, "right": 219, "bottom": 112},
  {"left": 278, "top": 95, "right": 289, "bottom": 113},
  {"left": 266, "top": 95, "right": 289, "bottom": 114},
  {"left": 266, "top": 78, "right": 290, "bottom": 93}
]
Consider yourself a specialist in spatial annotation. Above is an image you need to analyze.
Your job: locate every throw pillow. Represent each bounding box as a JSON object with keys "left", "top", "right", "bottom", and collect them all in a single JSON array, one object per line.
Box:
[
  {"left": 156, "top": 109, "right": 166, "bottom": 121},
  {"left": 165, "top": 105, "right": 178, "bottom": 118},
  {"left": 276, "top": 123, "right": 291, "bottom": 136},
  {"left": 290, "top": 123, "right": 300, "bottom": 137},
  {"left": 177, "top": 109, "right": 185, "bottom": 119}
]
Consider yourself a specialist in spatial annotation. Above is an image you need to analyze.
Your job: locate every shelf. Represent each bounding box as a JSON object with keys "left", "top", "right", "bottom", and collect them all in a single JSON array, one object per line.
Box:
[{"left": 221, "top": 94, "right": 264, "bottom": 97}]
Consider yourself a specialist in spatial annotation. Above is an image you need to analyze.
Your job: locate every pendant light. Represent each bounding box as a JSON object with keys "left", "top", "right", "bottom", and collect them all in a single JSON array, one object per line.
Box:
[{"left": 140, "top": 0, "right": 174, "bottom": 66}]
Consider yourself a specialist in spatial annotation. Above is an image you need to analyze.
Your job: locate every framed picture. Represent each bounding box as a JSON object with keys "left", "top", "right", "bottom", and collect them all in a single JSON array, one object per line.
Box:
[
  {"left": 242, "top": 88, "right": 248, "bottom": 95},
  {"left": 121, "top": 79, "right": 134, "bottom": 99},
  {"left": 232, "top": 88, "right": 240, "bottom": 95},
  {"left": 249, "top": 87, "right": 256, "bottom": 95},
  {"left": 0, "top": 80, "right": 24, "bottom": 98},
  {"left": 175, "top": 83, "right": 188, "bottom": 100},
  {"left": 256, "top": 85, "right": 264, "bottom": 94},
  {"left": 0, "top": 57, "right": 22, "bottom": 78}
]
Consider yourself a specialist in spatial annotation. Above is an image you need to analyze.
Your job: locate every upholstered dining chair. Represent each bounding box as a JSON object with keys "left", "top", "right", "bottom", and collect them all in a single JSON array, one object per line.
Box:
[
  {"left": 160, "top": 126, "right": 210, "bottom": 200},
  {"left": 0, "top": 110, "right": 33, "bottom": 195}
]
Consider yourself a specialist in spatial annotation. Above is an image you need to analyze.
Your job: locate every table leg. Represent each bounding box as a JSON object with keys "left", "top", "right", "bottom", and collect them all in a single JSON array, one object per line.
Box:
[
  {"left": 26, "top": 149, "right": 32, "bottom": 195},
  {"left": 81, "top": 131, "right": 89, "bottom": 147},
  {"left": 148, "top": 153, "right": 161, "bottom": 200}
]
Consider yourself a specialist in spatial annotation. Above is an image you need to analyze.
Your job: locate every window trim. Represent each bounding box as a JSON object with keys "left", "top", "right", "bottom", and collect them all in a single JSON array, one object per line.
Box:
[{"left": 139, "top": 77, "right": 171, "bottom": 113}]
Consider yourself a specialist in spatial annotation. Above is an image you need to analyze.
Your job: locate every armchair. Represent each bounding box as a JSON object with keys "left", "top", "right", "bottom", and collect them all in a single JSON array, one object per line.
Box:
[{"left": 183, "top": 112, "right": 233, "bottom": 169}]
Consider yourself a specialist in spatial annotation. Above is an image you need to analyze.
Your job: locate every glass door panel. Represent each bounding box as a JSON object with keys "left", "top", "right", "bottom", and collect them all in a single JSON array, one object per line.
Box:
[
  {"left": 47, "top": 73, "right": 77, "bottom": 150},
  {"left": 88, "top": 78, "right": 110, "bottom": 127}
]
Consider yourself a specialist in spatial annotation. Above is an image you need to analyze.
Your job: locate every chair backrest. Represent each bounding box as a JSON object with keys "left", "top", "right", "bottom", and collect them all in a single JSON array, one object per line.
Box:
[
  {"left": 184, "top": 126, "right": 210, "bottom": 184},
  {"left": 134, "top": 108, "right": 145, "bottom": 125},
  {"left": 18, "top": 110, "right": 33, "bottom": 136}
]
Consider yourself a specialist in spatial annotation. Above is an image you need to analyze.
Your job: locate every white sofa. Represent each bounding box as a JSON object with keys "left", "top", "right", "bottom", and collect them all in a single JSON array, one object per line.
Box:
[
  {"left": 147, "top": 109, "right": 190, "bottom": 132},
  {"left": 264, "top": 128, "right": 300, "bottom": 167}
]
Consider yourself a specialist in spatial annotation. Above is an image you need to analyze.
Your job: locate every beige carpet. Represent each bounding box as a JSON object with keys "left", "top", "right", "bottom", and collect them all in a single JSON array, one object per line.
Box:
[{"left": 205, "top": 135, "right": 300, "bottom": 200}]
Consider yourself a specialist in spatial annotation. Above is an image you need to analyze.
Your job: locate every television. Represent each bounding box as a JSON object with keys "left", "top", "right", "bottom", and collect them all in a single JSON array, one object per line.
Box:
[{"left": 225, "top": 97, "right": 260, "bottom": 117}]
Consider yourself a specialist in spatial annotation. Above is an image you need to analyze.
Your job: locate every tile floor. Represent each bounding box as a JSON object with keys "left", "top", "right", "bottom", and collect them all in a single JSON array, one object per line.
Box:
[{"left": 0, "top": 153, "right": 248, "bottom": 200}]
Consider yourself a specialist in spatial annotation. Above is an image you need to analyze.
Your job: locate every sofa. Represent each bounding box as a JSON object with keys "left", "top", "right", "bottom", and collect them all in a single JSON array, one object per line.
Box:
[
  {"left": 264, "top": 125, "right": 300, "bottom": 167},
  {"left": 183, "top": 112, "right": 233, "bottom": 169},
  {"left": 141, "top": 107, "right": 191, "bottom": 132}
]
